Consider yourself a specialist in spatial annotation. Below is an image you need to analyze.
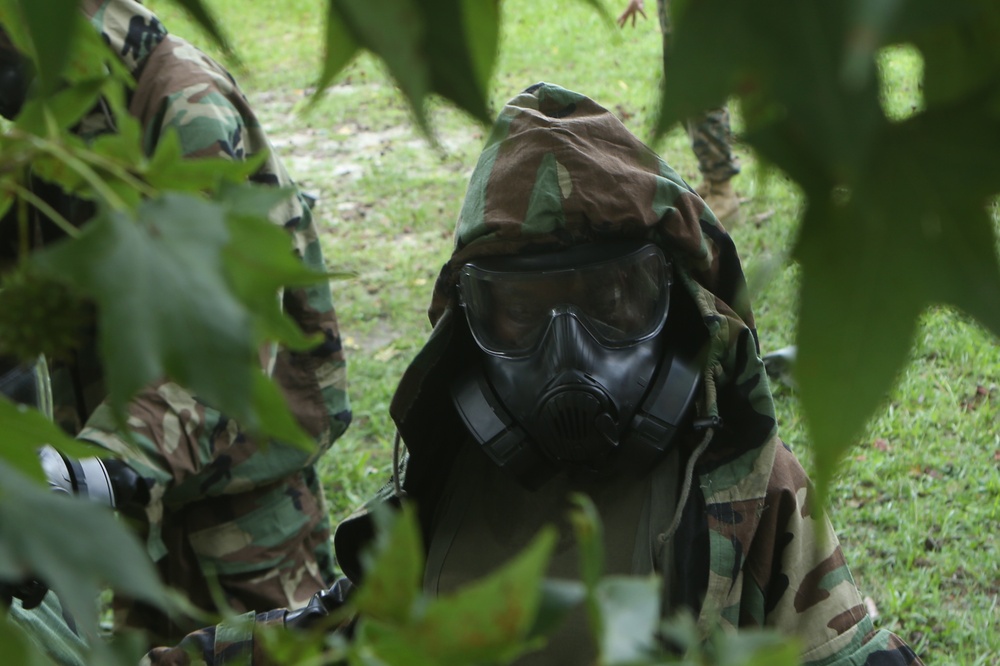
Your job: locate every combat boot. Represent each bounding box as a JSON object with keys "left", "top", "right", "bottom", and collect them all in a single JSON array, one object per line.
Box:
[{"left": 701, "top": 179, "right": 742, "bottom": 227}]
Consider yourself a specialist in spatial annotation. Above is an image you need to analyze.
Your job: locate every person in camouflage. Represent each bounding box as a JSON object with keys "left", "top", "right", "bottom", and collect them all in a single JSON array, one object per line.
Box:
[
  {"left": 618, "top": 0, "right": 742, "bottom": 225},
  {"left": 0, "top": 0, "right": 351, "bottom": 644},
  {"left": 141, "top": 83, "right": 920, "bottom": 666}
]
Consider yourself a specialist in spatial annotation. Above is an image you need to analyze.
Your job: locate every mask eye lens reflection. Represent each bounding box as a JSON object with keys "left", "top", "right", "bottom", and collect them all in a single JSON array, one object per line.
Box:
[
  {"left": 491, "top": 284, "right": 552, "bottom": 349},
  {"left": 459, "top": 243, "right": 671, "bottom": 356}
]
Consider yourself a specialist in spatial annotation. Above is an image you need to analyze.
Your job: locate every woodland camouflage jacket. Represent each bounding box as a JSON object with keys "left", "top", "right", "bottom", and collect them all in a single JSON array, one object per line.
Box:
[
  {"left": 77, "top": 0, "right": 352, "bottom": 623},
  {"left": 70, "top": 0, "right": 351, "bottom": 494},
  {"left": 139, "top": 84, "right": 923, "bottom": 665},
  {"left": 8, "top": 0, "right": 350, "bottom": 644}
]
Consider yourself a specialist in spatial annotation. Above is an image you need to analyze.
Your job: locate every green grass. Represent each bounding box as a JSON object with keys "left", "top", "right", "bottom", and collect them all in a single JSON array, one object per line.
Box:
[{"left": 155, "top": 1, "right": 1000, "bottom": 662}]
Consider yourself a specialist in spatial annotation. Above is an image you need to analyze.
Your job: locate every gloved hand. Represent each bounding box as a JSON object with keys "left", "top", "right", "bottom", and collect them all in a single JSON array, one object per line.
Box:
[{"left": 284, "top": 577, "right": 354, "bottom": 631}]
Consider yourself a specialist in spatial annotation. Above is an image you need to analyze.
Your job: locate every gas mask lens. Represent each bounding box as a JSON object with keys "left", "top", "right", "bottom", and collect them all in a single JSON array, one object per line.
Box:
[{"left": 459, "top": 243, "right": 671, "bottom": 356}]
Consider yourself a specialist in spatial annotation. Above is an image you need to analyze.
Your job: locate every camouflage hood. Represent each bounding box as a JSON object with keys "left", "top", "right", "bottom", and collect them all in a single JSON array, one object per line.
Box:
[
  {"left": 81, "top": 0, "right": 166, "bottom": 77},
  {"left": 391, "top": 83, "right": 776, "bottom": 466}
]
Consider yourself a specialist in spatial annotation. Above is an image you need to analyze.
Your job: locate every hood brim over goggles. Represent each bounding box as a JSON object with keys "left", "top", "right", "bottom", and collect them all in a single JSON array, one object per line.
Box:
[{"left": 458, "top": 241, "right": 672, "bottom": 358}]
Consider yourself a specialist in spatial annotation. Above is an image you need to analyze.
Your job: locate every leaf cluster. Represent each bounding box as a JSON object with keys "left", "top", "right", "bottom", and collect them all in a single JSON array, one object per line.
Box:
[
  {"left": 651, "top": 0, "right": 1000, "bottom": 499},
  {"left": 256, "top": 498, "right": 797, "bottom": 666},
  {"left": 0, "top": 1, "right": 347, "bottom": 661}
]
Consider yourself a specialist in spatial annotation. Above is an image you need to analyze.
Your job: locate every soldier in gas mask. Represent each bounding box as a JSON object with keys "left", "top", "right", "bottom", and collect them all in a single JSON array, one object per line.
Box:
[{"left": 143, "top": 83, "right": 920, "bottom": 666}]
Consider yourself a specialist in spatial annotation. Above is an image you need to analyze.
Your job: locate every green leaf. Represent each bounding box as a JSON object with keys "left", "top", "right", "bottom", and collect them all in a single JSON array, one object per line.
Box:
[
  {"left": 840, "top": 0, "right": 906, "bottom": 90},
  {"left": 878, "top": 0, "right": 982, "bottom": 44},
  {"left": 5, "top": 591, "right": 107, "bottom": 666},
  {"left": 423, "top": 0, "right": 497, "bottom": 125},
  {"left": 164, "top": 0, "right": 236, "bottom": 63},
  {"left": 17, "top": 0, "right": 77, "bottom": 95},
  {"left": 251, "top": 373, "right": 314, "bottom": 451},
  {"left": 0, "top": 401, "right": 51, "bottom": 483},
  {"left": 215, "top": 181, "right": 296, "bottom": 220},
  {"left": 0, "top": 399, "right": 108, "bottom": 482},
  {"left": 656, "top": 0, "right": 755, "bottom": 135},
  {"left": 595, "top": 576, "right": 661, "bottom": 665},
  {"left": 794, "top": 102, "right": 1000, "bottom": 500},
  {"left": 358, "top": 525, "right": 557, "bottom": 665},
  {"left": 323, "top": 0, "right": 503, "bottom": 130},
  {"left": 144, "top": 129, "right": 262, "bottom": 193},
  {"left": 569, "top": 494, "right": 605, "bottom": 657},
  {"left": 878, "top": 107, "right": 1000, "bottom": 333},
  {"left": 217, "top": 182, "right": 352, "bottom": 352},
  {"left": 0, "top": 617, "right": 45, "bottom": 666},
  {"left": 89, "top": 113, "right": 145, "bottom": 167},
  {"left": 794, "top": 200, "right": 924, "bottom": 503},
  {"left": 652, "top": 0, "right": 1000, "bottom": 507},
  {"left": 0, "top": 461, "right": 172, "bottom": 638},
  {"left": 27, "top": 185, "right": 336, "bottom": 450},
  {"left": 713, "top": 630, "right": 800, "bottom": 666},
  {"left": 22, "top": 135, "right": 84, "bottom": 196},
  {"left": 414, "top": 527, "right": 555, "bottom": 662},
  {"left": 656, "top": 610, "right": 700, "bottom": 655},
  {"left": 65, "top": 13, "right": 134, "bottom": 85},
  {"left": 353, "top": 503, "right": 425, "bottom": 625},
  {"left": 221, "top": 196, "right": 324, "bottom": 350},
  {"left": 353, "top": 622, "right": 436, "bottom": 666},
  {"left": 460, "top": 0, "right": 500, "bottom": 91},
  {"left": 912, "top": 2, "right": 1000, "bottom": 108},
  {"left": 0, "top": 188, "right": 14, "bottom": 219},
  {"left": 314, "top": 1, "right": 360, "bottom": 96},
  {"left": 661, "top": 0, "right": 884, "bottom": 179},
  {"left": 657, "top": 615, "right": 798, "bottom": 665},
  {"left": 15, "top": 78, "right": 107, "bottom": 136},
  {"left": 569, "top": 493, "right": 604, "bottom": 591},
  {"left": 332, "top": 0, "right": 431, "bottom": 130},
  {"left": 526, "top": 578, "right": 586, "bottom": 642},
  {"left": 30, "top": 195, "right": 254, "bottom": 420}
]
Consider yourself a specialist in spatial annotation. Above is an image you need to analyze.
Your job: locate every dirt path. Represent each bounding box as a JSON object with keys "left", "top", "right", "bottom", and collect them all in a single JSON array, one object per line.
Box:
[{"left": 252, "top": 87, "right": 481, "bottom": 230}]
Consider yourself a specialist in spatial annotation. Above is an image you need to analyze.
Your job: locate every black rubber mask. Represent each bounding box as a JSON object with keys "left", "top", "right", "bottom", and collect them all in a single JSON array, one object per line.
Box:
[{"left": 451, "top": 242, "right": 701, "bottom": 488}]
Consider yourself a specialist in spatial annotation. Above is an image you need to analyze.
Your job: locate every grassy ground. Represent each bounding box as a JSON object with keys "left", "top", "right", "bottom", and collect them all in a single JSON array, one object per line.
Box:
[{"left": 156, "top": 1, "right": 999, "bottom": 662}]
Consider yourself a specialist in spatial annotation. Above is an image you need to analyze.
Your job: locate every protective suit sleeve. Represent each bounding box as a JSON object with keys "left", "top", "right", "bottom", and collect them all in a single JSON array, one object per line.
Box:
[
  {"left": 141, "top": 609, "right": 286, "bottom": 666},
  {"left": 743, "top": 445, "right": 923, "bottom": 666}
]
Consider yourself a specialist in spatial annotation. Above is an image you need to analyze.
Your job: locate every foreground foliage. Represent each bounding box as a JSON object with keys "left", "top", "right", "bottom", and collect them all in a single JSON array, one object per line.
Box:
[
  {"left": 255, "top": 501, "right": 799, "bottom": 666},
  {"left": 0, "top": 0, "right": 997, "bottom": 664}
]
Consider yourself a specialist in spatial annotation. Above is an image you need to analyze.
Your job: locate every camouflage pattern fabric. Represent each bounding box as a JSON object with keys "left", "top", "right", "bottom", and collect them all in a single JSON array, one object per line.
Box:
[
  {"left": 28, "top": 0, "right": 350, "bottom": 642},
  {"left": 141, "top": 610, "right": 284, "bottom": 666},
  {"left": 657, "top": 0, "right": 739, "bottom": 184},
  {"left": 6, "top": 594, "right": 89, "bottom": 666},
  {"left": 142, "top": 83, "right": 919, "bottom": 664}
]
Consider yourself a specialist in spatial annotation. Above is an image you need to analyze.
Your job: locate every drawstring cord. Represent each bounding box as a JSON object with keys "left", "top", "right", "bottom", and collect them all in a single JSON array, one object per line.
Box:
[
  {"left": 659, "top": 361, "right": 723, "bottom": 546},
  {"left": 659, "top": 423, "right": 715, "bottom": 546}
]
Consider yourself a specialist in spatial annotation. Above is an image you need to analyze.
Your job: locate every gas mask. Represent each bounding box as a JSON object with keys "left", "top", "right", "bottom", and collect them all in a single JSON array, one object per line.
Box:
[{"left": 451, "top": 242, "right": 701, "bottom": 489}]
